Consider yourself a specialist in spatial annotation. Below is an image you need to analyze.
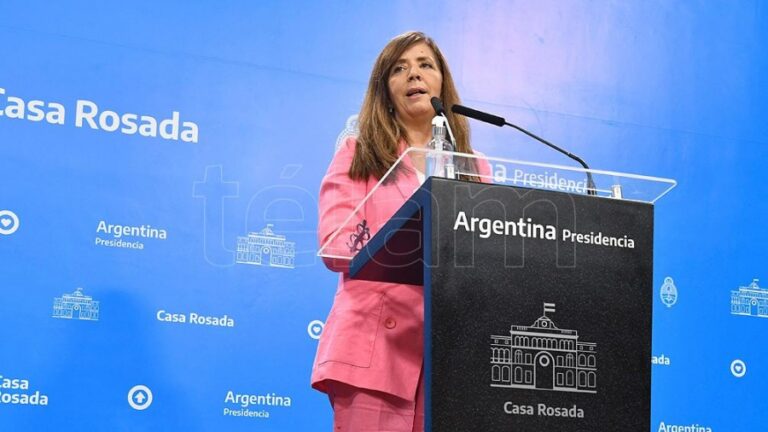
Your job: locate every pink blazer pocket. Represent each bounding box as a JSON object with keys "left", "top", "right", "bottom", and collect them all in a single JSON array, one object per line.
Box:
[{"left": 317, "top": 293, "right": 385, "bottom": 368}]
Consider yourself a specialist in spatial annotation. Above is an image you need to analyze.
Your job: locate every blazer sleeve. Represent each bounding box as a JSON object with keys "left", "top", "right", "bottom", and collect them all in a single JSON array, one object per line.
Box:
[{"left": 317, "top": 137, "right": 366, "bottom": 272}]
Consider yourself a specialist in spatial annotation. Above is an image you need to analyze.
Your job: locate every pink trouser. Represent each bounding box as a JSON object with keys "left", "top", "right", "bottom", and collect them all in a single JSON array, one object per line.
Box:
[{"left": 326, "top": 376, "right": 425, "bottom": 432}]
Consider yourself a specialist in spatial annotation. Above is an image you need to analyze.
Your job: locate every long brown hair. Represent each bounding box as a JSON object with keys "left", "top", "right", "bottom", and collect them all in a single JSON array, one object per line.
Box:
[{"left": 349, "top": 31, "right": 474, "bottom": 181}]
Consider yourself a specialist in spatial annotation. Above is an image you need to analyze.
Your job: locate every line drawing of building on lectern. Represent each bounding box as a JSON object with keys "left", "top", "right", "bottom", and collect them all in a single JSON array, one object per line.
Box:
[{"left": 490, "top": 303, "right": 597, "bottom": 394}]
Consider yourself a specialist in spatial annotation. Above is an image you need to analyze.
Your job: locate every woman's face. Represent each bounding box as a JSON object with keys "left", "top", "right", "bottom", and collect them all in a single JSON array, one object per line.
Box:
[{"left": 387, "top": 42, "right": 443, "bottom": 127}]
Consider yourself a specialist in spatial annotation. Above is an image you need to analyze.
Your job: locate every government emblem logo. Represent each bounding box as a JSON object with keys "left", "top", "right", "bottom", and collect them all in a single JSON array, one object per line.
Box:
[
  {"left": 660, "top": 277, "right": 678, "bottom": 308},
  {"left": 335, "top": 114, "right": 359, "bottom": 151}
]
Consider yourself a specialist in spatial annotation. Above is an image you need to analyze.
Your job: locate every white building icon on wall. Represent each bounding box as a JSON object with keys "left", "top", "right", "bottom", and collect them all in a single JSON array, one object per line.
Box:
[
  {"left": 236, "top": 224, "right": 296, "bottom": 268},
  {"left": 731, "top": 279, "right": 768, "bottom": 318},
  {"left": 52, "top": 288, "right": 100, "bottom": 321},
  {"left": 490, "top": 303, "right": 597, "bottom": 393}
]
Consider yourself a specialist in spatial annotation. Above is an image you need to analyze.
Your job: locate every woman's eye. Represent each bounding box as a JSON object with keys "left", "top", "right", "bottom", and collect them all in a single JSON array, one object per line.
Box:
[
  {"left": 421, "top": 62, "right": 433, "bottom": 69},
  {"left": 392, "top": 65, "right": 406, "bottom": 74}
]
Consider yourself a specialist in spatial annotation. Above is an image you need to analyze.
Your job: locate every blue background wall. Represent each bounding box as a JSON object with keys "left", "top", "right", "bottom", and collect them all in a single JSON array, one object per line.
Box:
[{"left": 1, "top": 1, "right": 765, "bottom": 430}]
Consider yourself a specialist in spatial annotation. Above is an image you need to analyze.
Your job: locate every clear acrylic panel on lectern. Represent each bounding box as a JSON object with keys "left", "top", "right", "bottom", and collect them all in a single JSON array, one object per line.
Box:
[{"left": 317, "top": 147, "right": 676, "bottom": 261}]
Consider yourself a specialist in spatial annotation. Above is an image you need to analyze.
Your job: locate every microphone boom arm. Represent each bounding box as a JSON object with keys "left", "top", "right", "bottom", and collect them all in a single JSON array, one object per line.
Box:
[{"left": 452, "top": 104, "right": 597, "bottom": 196}]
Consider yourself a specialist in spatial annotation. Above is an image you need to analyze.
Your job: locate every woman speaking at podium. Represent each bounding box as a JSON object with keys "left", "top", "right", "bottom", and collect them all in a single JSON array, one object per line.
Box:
[{"left": 311, "top": 31, "right": 489, "bottom": 431}]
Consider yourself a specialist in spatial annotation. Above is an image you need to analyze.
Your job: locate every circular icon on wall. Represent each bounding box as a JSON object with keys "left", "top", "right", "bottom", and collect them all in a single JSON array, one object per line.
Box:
[
  {"left": 660, "top": 277, "right": 678, "bottom": 308},
  {"left": 730, "top": 359, "right": 747, "bottom": 378},
  {"left": 0, "top": 210, "right": 20, "bottom": 235},
  {"left": 127, "top": 385, "right": 153, "bottom": 410},
  {"left": 307, "top": 319, "right": 325, "bottom": 340}
]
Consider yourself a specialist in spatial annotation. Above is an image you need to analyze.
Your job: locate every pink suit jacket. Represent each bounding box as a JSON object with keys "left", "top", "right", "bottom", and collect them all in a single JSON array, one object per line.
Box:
[{"left": 311, "top": 137, "right": 491, "bottom": 402}]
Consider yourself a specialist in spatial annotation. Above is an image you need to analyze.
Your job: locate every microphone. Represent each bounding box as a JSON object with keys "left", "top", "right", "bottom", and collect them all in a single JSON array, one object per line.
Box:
[
  {"left": 451, "top": 103, "right": 597, "bottom": 195},
  {"left": 430, "top": 97, "right": 446, "bottom": 116},
  {"left": 430, "top": 97, "right": 456, "bottom": 148},
  {"left": 428, "top": 97, "right": 456, "bottom": 179}
]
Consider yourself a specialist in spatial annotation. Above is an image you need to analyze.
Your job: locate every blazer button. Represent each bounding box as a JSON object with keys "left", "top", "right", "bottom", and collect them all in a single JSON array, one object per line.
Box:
[{"left": 384, "top": 317, "right": 396, "bottom": 329}]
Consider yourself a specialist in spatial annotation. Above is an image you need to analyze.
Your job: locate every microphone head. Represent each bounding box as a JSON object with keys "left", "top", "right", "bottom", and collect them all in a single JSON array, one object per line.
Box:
[{"left": 430, "top": 97, "right": 445, "bottom": 115}]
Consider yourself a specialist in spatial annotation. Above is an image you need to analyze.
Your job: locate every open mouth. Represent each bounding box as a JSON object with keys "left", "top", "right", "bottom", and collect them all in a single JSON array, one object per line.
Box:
[{"left": 406, "top": 88, "right": 428, "bottom": 97}]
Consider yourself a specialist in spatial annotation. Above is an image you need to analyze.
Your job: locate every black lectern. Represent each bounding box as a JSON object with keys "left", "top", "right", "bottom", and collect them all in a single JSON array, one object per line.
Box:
[{"left": 319, "top": 149, "right": 676, "bottom": 432}]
